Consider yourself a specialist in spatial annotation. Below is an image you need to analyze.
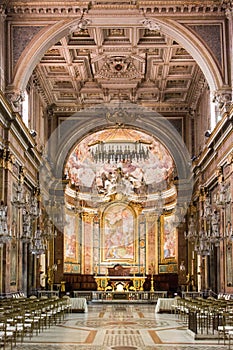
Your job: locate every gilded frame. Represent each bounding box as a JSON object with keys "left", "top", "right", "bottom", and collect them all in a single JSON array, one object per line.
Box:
[
  {"left": 160, "top": 214, "right": 177, "bottom": 263},
  {"left": 64, "top": 211, "right": 80, "bottom": 273},
  {"left": 101, "top": 203, "right": 137, "bottom": 264}
]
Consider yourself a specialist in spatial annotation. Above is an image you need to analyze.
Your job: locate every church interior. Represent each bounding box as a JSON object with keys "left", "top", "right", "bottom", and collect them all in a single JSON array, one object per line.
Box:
[{"left": 0, "top": 0, "right": 233, "bottom": 348}]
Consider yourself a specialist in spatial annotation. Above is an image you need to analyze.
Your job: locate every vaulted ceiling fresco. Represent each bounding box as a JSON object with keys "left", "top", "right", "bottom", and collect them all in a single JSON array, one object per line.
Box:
[{"left": 64, "top": 127, "right": 176, "bottom": 209}]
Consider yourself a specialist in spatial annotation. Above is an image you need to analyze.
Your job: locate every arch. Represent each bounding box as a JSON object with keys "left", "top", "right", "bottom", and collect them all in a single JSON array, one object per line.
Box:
[
  {"left": 39, "top": 103, "right": 193, "bottom": 229},
  {"left": 10, "top": 16, "right": 224, "bottom": 93},
  {"left": 158, "top": 18, "right": 224, "bottom": 90},
  {"left": 47, "top": 104, "right": 191, "bottom": 180}
]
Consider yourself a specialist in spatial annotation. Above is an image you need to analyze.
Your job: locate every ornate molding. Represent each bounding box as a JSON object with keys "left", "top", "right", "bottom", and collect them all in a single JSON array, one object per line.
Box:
[
  {"left": 0, "top": 5, "right": 7, "bottom": 21},
  {"left": 0, "top": 147, "right": 15, "bottom": 170},
  {"left": 105, "top": 104, "right": 137, "bottom": 125},
  {"left": 189, "top": 77, "right": 208, "bottom": 111},
  {"left": 45, "top": 104, "right": 189, "bottom": 116},
  {"left": 96, "top": 55, "right": 143, "bottom": 80},
  {"left": 225, "top": 6, "right": 233, "bottom": 19},
  {"left": 213, "top": 89, "right": 232, "bottom": 111},
  {"left": 227, "top": 151, "right": 233, "bottom": 165},
  {"left": 138, "top": 1, "right": 223, "bottom": 15},
  {"left": 5, "top": 91, "right": 25, "bottom": 112},
  {"left": 69, "top": 18, "right": 91, "bottom": 33},
  {"left": 4, "top": 1, "right": 224, "bottom": 16},
  {"left": 139, "top": 18, "right": 160, "bottom": 31},
  {"left": 221, "top": 1, "right": 233, "bottom": 18},
  {"left": 221, "top": 0, "right": 233, "bottom": 6},
  {"left": 5, "top": 2, "right": 90, "bottom": 16}
]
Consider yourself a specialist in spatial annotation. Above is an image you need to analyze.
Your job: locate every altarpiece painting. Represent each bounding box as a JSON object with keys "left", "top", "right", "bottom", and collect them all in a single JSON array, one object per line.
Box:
[{"left": 102, "top": 203, "right": 136, "bottom": 264}]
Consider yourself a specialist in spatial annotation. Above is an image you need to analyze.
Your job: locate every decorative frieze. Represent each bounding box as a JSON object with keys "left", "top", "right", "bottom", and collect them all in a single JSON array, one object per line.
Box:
[
  {"left": 222, "top": 0, "right": 233, "bottom": 8},
  {"left": 138, "top": 2, "right": 223, "bottom": 15},
  {"left": 5, "top": 2, "right": 90, "bottom": 15},
  {"left": 4, "top": 1, "right": 224, "bottom": 16}
]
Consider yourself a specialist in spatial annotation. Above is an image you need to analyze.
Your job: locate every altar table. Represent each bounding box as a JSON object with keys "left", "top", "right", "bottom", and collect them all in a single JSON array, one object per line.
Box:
[
  {"left": 71, "top": 297, "right": 88, "bottom": 312},
  {"left": 155, "top": 298, "right": 177, "bottom": 313}
]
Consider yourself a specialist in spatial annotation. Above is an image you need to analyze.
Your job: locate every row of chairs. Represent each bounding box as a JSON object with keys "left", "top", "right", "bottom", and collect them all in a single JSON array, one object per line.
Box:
[
  {"left": 0, "top": 295, "right": 71, "bottom": 349},
  {"left": 172, "top": 296, "right": 233, "bottom": 349}
]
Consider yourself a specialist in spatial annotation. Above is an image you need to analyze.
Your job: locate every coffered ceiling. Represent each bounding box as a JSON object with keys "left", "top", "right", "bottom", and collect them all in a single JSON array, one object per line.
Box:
[{"left": 33, "top": 23, "right": 205, "bottom": 114}]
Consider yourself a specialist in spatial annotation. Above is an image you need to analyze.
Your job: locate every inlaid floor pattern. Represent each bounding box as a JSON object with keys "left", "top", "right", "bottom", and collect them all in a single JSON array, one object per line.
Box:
[{"left": 14, "top": 304, "right": 230, "bottom": 350}]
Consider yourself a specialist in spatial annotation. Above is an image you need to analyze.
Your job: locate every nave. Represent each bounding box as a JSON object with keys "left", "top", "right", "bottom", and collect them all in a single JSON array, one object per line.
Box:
[{"left": 13, "top": 304, "right": 229, "bottom": 350}]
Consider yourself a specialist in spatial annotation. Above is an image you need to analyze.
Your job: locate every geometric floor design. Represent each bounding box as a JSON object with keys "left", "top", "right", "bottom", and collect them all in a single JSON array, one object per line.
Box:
[
  {"left": 14, "top": 345, "right": 229, "bottom": 349},
  {"left": 14, "top": 303, "right": 230, "bottom": 350}
]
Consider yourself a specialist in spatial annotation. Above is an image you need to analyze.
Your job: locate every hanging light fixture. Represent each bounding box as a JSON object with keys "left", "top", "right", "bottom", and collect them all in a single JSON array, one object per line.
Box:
[
  {"left": 0, "top": 202, "right": 12, "bottom": 244},
  {"left": 47, "top": 198, "right": 65, "bottom": 230},
  {"left": 88, "top": 103, "right": 151, "bottom": 165},
  {"left": 30, "top": 228, "right": 46, "bottom": 255},
  {"left": 185, "top": 193, "right": 221, "bottom": 256},
  {"left": 12, "top": 179, "right": 26, "bottom": 208},
  {"left": 213, "top": 180, "right": 232, "bottom": 242},
  {"left": 21, "top": 209, "right": 32, "bottom": 243},
  {"left": 89, "top": 128, "right": 151, "bottom": 164},
  {"left": 226, "top": 220, "right": 233, "bottom": 241}
]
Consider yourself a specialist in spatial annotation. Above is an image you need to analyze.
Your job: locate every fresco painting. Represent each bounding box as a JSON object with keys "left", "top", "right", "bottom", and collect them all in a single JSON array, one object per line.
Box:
[
  {"left": 64, "top": 213, "right": 79, "bottom": 273},
  {"left": 65, "top": 128, "right": 174, "bottom": 195},
  {"left": 162, "top": 214, "right": 177, "bottom": 261},
  {"left": 103, "top": 204, "right": 135, "bottom": 262}
]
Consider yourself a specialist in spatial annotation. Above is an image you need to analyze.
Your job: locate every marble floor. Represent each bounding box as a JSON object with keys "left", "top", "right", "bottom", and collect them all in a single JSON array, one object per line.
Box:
[{"left": 14, "top": 303, "right": 230, "bottom": 350}]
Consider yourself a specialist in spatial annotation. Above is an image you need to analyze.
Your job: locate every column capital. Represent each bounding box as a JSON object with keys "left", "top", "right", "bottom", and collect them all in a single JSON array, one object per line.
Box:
[
  {"left": 213, "top": 88, "right": 232, "bottom": 111},
  {"left": 5, "top": 90, "right": 25, "bottom": 113}
]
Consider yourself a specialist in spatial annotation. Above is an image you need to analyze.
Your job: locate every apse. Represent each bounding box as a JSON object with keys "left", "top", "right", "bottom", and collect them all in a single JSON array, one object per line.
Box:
[{"left": 62, "top": 126, "right": 178, "bottom": 275}]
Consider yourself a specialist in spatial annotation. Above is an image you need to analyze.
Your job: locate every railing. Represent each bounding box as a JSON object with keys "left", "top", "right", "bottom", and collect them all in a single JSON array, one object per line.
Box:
[
  {"left": 181, "top": 291, "right": 204, "bottom": 299},
  {"left": 37, "top": 290, "right": 59, "bottom": 298},
  {"left": 73, "top": 291, "right": 93, "bottom": 301},
  {"left": 174, "top": 296, "right": 228, "bottom": 336},
  {"left": 0, "top": 291, "right": 26, "bottom": 299},
  {"left": 90, "top": 290, "right": 167, "bottom": 302}
]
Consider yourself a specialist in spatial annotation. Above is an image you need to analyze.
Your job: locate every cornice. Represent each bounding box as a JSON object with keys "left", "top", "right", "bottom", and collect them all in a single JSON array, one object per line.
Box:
[
  {"left": 3, "top": 0, "right": 224, "bottom": 16},
  {"left": 138, "top": 1, "right": 223, "bottom": 14},
  {"left": 50, "top": 104, "right": 189, "bottom": 116}
]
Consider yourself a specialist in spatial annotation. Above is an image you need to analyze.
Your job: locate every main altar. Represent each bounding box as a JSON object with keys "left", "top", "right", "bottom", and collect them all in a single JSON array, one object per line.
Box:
[{"left": 94, "top": 264, "right": 146, "bottom": 292}]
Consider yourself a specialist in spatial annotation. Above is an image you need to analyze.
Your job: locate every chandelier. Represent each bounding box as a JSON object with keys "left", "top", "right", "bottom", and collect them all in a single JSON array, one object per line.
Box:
[
  {"left": 46, "top": 198, "right": 65, "bottom": 230},
  {"left": 30, "top": 229, "right": 47, "bottom": 255},
  {"left": 22, "top": 209, "right": 32, "bottom": 243},
  {"left": 12, "top": 180, "right": 26, "bottom": 208},
  {"left": 90, "top": 140, "right": 150, "bottom": 163},
  {"left": 213, "top": 180, "right": 232, "bottom": 241},
  {"left": 185, "top": 193, "right": 221, "bottom": 256},
  {"left": 0, "top": 202, "right": 12, "bottom": 244},
  {"left": 89, "top": 128, "right": 151, "bottom": 164},
  {"left": 11, "top": 175, "right": 57, "bottom": 254}
]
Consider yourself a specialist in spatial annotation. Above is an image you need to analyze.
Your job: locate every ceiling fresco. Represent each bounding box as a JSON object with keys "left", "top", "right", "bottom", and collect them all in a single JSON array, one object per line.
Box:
[{"left": 65, "top": 128, "right": 175, "bottom": 206}]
